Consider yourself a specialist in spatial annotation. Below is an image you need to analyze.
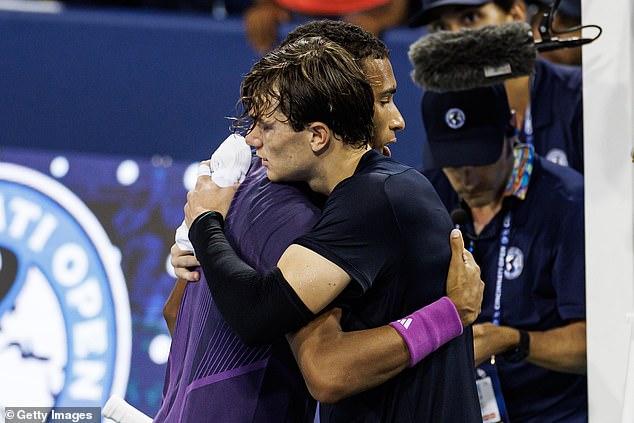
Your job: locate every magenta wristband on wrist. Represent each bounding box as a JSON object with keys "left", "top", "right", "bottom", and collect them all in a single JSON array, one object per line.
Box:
[{"left": 389, "top": 296, "right": 463, "bottom": 367}]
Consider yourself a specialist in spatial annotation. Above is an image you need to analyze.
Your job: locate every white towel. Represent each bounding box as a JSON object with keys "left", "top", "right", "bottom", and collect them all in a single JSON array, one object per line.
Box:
[
  {"left": 174, "top": 134, "right": 251, "bottom": 254},
  {"left": 102, "top": 395, "right": 153, "bottom": 423},
  {"left": 208, "top": 133, "right": 252, "bottom": 187}
]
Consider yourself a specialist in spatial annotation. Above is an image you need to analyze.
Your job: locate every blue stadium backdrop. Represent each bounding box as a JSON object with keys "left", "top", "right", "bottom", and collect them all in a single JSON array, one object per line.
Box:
[{"left": 0, "top": 146, "right": 197, "bottom": 416}]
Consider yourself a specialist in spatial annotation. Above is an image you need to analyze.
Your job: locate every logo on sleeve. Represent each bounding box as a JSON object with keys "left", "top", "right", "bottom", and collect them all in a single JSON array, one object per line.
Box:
[{"left": 0, "top": 163, "right": 131, "bottom": 408}]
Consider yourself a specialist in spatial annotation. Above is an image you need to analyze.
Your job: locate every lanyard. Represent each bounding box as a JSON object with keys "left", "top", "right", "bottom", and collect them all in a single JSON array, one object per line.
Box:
[
  {"left": 492, "top": 212, "right": 512, "bottom": 326},
  {"left": 523, "top": 105, "right": 534, "bottom": 146}
]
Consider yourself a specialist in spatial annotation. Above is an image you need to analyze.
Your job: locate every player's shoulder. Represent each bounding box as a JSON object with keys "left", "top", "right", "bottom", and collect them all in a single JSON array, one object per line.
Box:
[{"left": 354, "top": 151, "right": 426, "bottom": 185}]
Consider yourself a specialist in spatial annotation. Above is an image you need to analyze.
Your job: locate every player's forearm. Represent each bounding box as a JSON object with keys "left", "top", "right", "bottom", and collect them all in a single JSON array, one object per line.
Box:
[
  {"left": 526, "top": 320, "right": 586, "bottom": 374},
  {"left": 289, "top": 298, "right": 463, "bottom": 403},
  {"left": 288, "top": 314, "right": 409, "bottom": 403},
  {"left": 188, "top": 211, "right": 314, "bottom": 345}
]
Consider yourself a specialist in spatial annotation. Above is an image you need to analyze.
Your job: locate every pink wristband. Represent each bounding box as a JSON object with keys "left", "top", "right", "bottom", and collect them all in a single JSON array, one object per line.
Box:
[{"left": 389, "top": 296, "right": 463, "bottom": 367}]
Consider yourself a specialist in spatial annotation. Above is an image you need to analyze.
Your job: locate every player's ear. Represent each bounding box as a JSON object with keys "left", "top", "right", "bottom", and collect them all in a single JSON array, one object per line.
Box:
[{"left": 306, "top": 122, "right": 331, "bottom": 154}]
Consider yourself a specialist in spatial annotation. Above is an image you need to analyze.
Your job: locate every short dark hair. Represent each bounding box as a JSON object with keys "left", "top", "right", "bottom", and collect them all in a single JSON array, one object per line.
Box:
[
  {"left": 238, "top": 37, "right": 375, "bottom": 148},
  {"left": 281, "top": 19, "right": 390, "bottom": 61}
]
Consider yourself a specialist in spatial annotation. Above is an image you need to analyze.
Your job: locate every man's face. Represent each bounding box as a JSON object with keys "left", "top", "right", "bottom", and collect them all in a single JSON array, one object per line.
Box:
[
  {"left": 441, "top": 140, "right": 513, "bottom": 208},
  {"left": 245, "top": 109, "right": 314, "bottom": 183},
  {"left": 426, "top": 2, "right": 517, "bottom": 33},
  {"left": 362, "top": 58, "right": 405, "bottom": 156}
]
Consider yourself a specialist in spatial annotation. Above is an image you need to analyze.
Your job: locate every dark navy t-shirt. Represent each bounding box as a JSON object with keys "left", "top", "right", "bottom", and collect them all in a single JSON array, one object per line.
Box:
[
  {"left": 296, "top": 150, "right": 481, "bottom": 423},
  {"left": 466, "top": 156, "right": 586, "bottom": 422},
  {"left": 155, "top": 158, "right": 320, "bottom": 423}
]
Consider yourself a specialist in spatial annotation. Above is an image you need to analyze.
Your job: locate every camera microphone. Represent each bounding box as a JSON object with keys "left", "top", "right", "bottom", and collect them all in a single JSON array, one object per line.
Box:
[
  {"left": 409, "top": 22, "right": 537, "bottom": 92},
  {"left": 409, "top": 18, "right": 601, "bottom": 93}
]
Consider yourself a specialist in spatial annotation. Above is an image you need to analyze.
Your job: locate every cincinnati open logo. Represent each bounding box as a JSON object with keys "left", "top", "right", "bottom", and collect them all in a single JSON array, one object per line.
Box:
[{"left": 0, "top": 163, "right": 131, "bottom": 408}]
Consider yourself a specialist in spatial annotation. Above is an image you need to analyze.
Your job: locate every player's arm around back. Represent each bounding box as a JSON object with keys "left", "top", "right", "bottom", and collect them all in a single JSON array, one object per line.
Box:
[
  {"left": 285, "top": 230, "right": 484, "bottom": 403},
  {"left": 287, "top": 308, "right": 410, "bottom": 403},
  {"left": 188, "top": 210, "right": 354, "bottom": 345},
  {"left": 277, "top": 244, "right": 351, "bottom": 313}
]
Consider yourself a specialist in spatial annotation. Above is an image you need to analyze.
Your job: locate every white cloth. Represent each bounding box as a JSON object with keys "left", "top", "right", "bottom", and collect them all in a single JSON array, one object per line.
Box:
[
  {"left": 102, "top": 395, "right": 153, "bottom": 423},
  {"left": 208, "top": 133, "right": 252, "bottom": 187},
  {"left": 174, "top": 134, "right": 251, "bottom": 253}
]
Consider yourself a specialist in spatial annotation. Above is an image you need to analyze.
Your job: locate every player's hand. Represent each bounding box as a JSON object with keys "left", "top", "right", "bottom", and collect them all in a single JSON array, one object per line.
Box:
[
  {"left": 446, "top": 229, "right": 484, "bottom": 327},
  {"left": 184, "top": 161, "right": 238, "bottom": 227},
  {"left": 170, "top": 243, "right": 201, "bottom": 282}
]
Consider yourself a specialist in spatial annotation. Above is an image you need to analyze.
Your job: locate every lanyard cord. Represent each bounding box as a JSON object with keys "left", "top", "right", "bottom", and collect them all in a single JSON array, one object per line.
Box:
[
  {"left": 522, "top": 73, "right": 536, "bottom": 146},
  {"left": 462, "top": 210, "right": 512, "bottom": 326},
  {"left": 467, "top": 211, "right": 512, "bottom": 367},
  {"left": 492, "top": 212, "right": 512, "bottom": 326},
  {"left": 523, "top": 105, "right": 534, "bottom": 146}
]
